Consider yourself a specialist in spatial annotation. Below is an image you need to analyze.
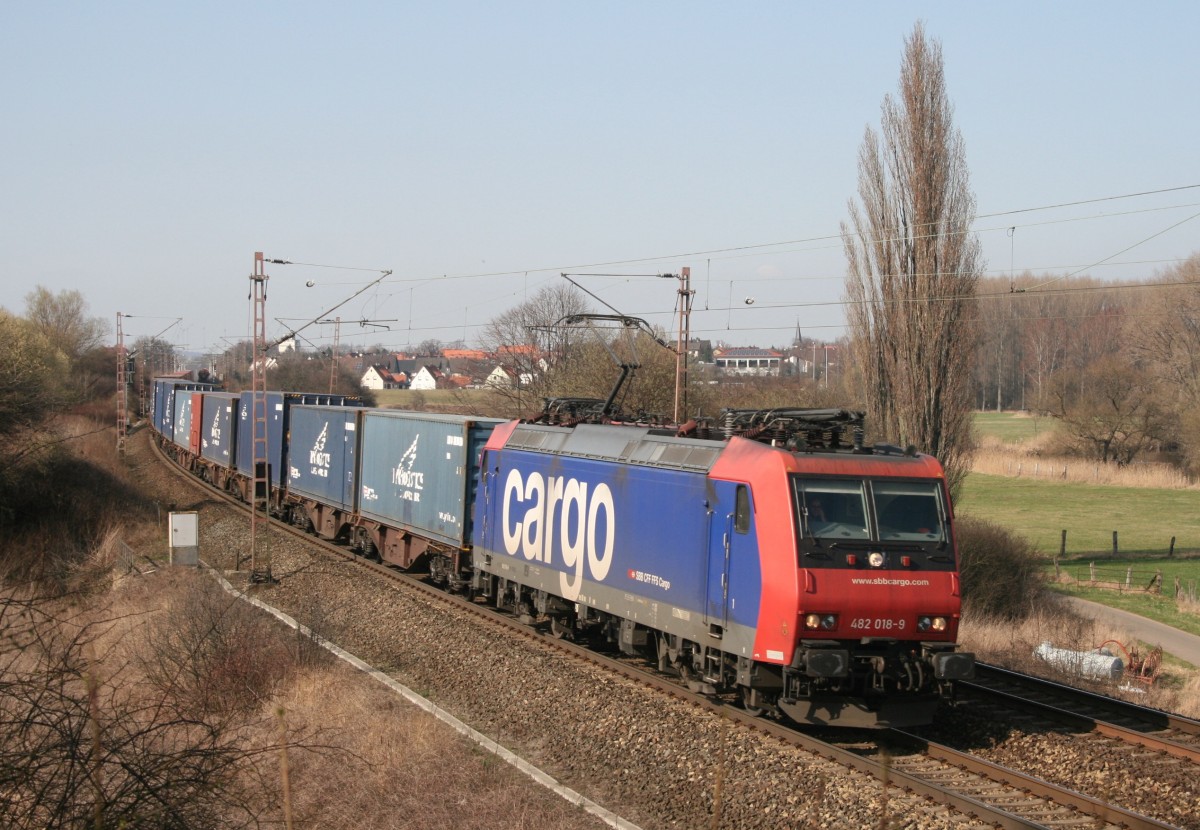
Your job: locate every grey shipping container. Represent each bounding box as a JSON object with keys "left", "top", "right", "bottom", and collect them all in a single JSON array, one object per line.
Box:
[
  {"left": 287, "top": 405, "right": 359, "bottom": 511},
  {"left": 358, "top": 410, "right": 504, "bottom": 548},
  {"left": 200, "top": 392, "right": 240, "bottom": 468}
]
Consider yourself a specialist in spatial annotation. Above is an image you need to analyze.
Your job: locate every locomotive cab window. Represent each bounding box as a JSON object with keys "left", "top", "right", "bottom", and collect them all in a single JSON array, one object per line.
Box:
[
  {"left": 792, "top": 477, "right": 947, "bottom": 545},
  {"left": 794, "top": 479, "right": 869, "bottom": 540},
  {"left": 734, "top": 485, "right": 751, "bottom": 534},
  {"left": 873, "top": 481, "right": 945, "bottom": 542}
]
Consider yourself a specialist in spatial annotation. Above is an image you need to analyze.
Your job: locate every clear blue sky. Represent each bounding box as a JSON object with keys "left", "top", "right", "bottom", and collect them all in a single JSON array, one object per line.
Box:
[{"left": 2, "top": 2, "right": 1197, "bottom": 355}]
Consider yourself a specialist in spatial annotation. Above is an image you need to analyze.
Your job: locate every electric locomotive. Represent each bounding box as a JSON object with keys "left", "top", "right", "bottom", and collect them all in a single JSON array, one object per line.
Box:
[{"left": 469, "top": 408, "right": 974, "bottom": 728}]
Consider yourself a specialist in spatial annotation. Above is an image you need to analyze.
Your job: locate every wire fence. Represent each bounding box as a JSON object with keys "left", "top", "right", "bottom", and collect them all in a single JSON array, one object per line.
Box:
[{"left": 1053, "top": 561, "right": 1198, "bottom": 601}]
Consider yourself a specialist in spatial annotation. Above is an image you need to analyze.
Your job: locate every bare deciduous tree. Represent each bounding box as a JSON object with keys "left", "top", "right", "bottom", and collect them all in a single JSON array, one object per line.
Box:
[
  {"left": 477, "top": 283, "right": 591, "bottom": 417},
  {"left": 841, "top": 22, "right": 983, "bottom": 494},
  {"left": 1048, "top": 353, "right": 1169, "bottom": 464},
  {"left": 1126, "top": 253, "right": 1200, "bottom": 470},
  {"left": 0, "top": 576, "right": 342, "bottom": 830}
]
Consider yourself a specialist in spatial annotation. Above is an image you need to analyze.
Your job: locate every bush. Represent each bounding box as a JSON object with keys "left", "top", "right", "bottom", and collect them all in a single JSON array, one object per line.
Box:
[
  {"left": 956, "top": 516, "right": 1046, "bottom": 621},
  {"left": 138, "top": 573, "right": 298, "bottom": 715}
]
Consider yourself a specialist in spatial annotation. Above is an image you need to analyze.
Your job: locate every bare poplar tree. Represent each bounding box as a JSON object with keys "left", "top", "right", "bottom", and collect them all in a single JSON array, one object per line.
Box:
[{"left": 841, "top": 22, "right": 983, "bottom": 493}]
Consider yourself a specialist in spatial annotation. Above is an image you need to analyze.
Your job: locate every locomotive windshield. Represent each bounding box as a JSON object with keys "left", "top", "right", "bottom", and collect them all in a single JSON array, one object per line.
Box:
[{"left": 793, "top": 477, "right": 946, "bottom": 544}]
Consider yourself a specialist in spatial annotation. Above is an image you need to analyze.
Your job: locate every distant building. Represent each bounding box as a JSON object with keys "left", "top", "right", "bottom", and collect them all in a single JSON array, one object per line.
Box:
[
  {"left": 713, "top": 346, "right": 783, "bottom": 376},
  {"left": 361, "top": 365, "right": 407, "bottom": 390},
  {"left": 408, "top": 366, "right": 440, "bottom": 391},
  {"left": 485, "top": 365, "right": 518, "bottom": 389},
  {"left": 360, "top": 366, "right": 385, "bottom": 390},
  {"left": 687, "top": 339, "right": 714, "bottom": 363}
]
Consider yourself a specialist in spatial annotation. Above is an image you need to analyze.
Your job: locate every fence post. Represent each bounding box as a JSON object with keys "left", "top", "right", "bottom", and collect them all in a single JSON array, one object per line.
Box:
[
  {"left": 1089, "top": 561, "right": 1096, "bottom": 582},
  {"left": 1169, "top": 536, "right": 1176, "bottom": 558},
  {"left": 1060, "top": 529, "right": 1067, "bottom": 561},
  {"left": 1112, "top": 530, "right": 1118, "bottom": 557},
  {"left": 1125, "top": 567, "right": 1132, "bottom": 591}
]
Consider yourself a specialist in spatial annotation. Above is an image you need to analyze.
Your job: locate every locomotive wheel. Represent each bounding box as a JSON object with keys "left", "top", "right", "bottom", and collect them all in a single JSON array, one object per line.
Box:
[
  {"left": 550, "top": 617, "right": 575, "bottom": 641},
  {"left": 739, "top": 686, "right": 766, "bottom": 717}
]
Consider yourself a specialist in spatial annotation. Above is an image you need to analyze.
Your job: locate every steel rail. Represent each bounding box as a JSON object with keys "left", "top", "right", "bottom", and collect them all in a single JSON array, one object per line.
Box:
[{"left": 973, "top": 663, "right": 1200, "bottom": 736}]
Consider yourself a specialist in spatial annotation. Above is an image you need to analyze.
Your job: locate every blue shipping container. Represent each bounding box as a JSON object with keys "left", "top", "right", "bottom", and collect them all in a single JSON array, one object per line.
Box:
[
  {"left": 287, "top": 405, "right": 359, "bottom": 510},
  {"left": 153, "top": 378, "right": 212, "bottom": 438},
  {"left": 199, "top": 392, "right": 240, "bottom": 468},
  {"left": 235, "top": 392, "right": 362, "bottom": 487},
  {"left": 172, "top": 391, "right": 195, "bottom": 449},
  {"left": 358, "top": 411, "right": 502, "bottom": 548}
]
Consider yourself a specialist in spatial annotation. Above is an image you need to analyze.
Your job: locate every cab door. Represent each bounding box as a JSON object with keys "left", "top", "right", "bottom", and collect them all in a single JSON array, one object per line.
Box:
[{"left": 705, "top": 483, "right": 751, "bottom": 638}]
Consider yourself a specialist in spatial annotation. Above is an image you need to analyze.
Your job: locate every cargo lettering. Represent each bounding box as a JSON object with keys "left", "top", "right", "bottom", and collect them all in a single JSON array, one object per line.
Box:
[
  {"left": 310, "top": 423, "right": 331, "bottom": 477},
  {"left": 500, "top": 469, "right": 614, "bottom": 602},
  {"left": 392, "top": 435, "right": 423, "bottom": 500}
]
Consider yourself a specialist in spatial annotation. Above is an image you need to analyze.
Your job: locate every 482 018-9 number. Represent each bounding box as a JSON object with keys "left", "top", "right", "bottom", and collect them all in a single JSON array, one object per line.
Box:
[{"left": 849, "top": 618, "right": 906, "bottom": 631}]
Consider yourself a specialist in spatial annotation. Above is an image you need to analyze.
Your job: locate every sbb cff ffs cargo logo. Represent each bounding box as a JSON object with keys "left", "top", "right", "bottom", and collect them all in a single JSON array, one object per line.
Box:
[{"left": 500, "top": 469, "right": 614, "bottom": 602}]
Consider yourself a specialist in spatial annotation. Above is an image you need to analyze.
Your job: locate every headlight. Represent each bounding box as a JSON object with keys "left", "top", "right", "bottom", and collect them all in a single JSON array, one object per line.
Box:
[
  {"left": 868, "top": 551, "right": 885, "bottom": 568},
  {"left": 804, "top": 613, "right": 838, "bottom": 631},
  {"left": 917, "top": 616, "right": 948, "bottom": 633}
]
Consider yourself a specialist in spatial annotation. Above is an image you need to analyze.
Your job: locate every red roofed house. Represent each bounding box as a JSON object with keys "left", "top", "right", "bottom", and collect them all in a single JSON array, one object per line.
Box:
[{"left": 442, "top": 348, "right": 487, "bottom": 361}]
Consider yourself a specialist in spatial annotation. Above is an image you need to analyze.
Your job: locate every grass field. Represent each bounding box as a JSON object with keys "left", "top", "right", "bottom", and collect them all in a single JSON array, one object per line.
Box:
[
  {"left": 960, "top": 443, "right": 1200, "bottom": 637},
  {"left": 973, "top": 410, "right": 1056, "bottom": 444},
  {"left": 373, "top": 388, "right": 490, "bottom": 408},
  {"left": 958, "top": 473, "right": 1200, "bottom": 557},
  {"left": 1045, "top": 558, "right": 1200, "bottom": 636}
]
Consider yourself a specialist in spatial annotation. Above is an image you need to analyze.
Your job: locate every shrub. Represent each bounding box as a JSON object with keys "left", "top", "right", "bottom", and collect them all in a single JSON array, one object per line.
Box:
[
  {"left": 956, "top": 515, "right": 1046, "bottom": 621},
  {"left": 138, "top": 573, "right": 298, "bottom": 715}
]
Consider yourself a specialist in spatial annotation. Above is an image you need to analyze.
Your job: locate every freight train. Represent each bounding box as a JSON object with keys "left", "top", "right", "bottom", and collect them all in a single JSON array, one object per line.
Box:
[{"left": 151, "top": 377, "right": 974, "bottom": 728}]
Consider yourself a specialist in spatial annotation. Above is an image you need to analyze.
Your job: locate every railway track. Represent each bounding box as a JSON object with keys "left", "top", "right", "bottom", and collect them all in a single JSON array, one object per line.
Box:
[
  {"left": 148, "top": 431, "right": 1195, "bottom": 830},
  {"left": 963, "top": 663, "right": 1200, "bottom": 763}
]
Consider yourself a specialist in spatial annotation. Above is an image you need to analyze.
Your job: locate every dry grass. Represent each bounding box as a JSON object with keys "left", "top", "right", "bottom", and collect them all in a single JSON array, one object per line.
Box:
[
  {"left": 78, "top": 566, "right": 609, "bottom": 830},
  {"left": 971, "top": 443, "right": 1196, "bottom": 490},
  {"left": 961, "top": 600, "right": 1200, "bottom": 719},
  {"left": 262, "top": 666, "right": 607, "bottom": 830}
]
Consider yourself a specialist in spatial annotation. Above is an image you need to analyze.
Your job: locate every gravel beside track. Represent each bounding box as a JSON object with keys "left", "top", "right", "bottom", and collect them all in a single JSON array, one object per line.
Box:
[
  {"left": 917, "top": 708, "right": 1200, "bottom": 829},
  {"left": 129, "top": 428, "right": 1000, "bottom": 830}
]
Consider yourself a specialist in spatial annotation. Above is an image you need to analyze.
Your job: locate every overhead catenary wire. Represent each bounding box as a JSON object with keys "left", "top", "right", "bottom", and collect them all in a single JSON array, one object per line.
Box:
[
  {"left": 221, "top": 184, "right": 1199, "bottom": 350},
  {"left": 296, "top": 185, "right": 1200, "bottom": 290}
]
